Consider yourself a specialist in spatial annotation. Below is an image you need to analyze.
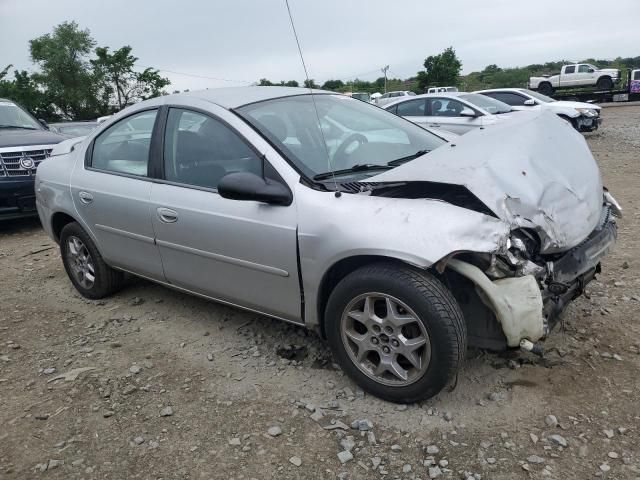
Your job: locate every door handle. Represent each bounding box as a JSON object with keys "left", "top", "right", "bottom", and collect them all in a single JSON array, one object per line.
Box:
[
  {"left": 429, "top": 123, "right": 441, "bottom": 127},
  {"left": 157, "top": 207, "right": 178, "bottom": 223},
  {"left": 78, "top": 191, "right": 93, "bottom": 204}
]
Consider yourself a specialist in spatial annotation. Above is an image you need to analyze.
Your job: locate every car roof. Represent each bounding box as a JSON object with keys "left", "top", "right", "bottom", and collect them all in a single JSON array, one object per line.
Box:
[
  {"left": 177, "top": 86, "right": 333, "bottom": 109},
  {"left": 383, "top": 92, "right": 483, "bottom": 110},
  {"left": 50, "top": 121, "right": 98, "bottom": 126},
  {"left": 474, "top": 88, "right": 527, "bottom": 94}
]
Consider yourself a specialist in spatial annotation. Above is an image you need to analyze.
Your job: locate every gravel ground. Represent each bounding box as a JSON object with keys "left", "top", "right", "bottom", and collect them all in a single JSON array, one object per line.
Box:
[{"left": 1, "top": 105, "right": 639, "bottom": 479}]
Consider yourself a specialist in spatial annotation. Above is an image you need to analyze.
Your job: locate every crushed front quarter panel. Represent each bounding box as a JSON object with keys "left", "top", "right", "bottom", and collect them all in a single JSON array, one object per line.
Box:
[{"left": 371, "top": 109, "right": 603, "bottom": 253}]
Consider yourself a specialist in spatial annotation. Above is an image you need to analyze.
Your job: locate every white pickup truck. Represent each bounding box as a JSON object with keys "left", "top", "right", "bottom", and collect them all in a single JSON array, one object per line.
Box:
[{"left": 529, "top": 63, "right": 621, "bottom": 96}]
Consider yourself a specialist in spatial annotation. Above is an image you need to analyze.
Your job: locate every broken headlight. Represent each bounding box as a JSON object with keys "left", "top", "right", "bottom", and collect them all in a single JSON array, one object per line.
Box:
[{"left": 485, "top": 229, "right": 544, "bottom": 280}]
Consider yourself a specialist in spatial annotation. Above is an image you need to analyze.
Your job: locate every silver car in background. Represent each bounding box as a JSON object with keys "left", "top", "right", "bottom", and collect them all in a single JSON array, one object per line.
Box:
[
  {"left": 36, "top": 87, "right": 619, "bottom": 402},
  {"left": 384, "top": 92, "right": 522, "bottom": 135}
]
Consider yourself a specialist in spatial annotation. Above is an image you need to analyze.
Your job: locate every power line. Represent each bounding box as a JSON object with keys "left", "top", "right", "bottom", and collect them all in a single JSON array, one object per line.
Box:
[{"left": 134, "top": 64, "right": 252, "bottom": 84}]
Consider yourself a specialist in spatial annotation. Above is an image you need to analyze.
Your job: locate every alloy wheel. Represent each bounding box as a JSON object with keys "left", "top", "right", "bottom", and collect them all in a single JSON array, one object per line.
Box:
[
  {"left": 340, "top": 293, "right": 431, "bottom": 387},
  {"left": 66, "top": 236, "right": 96, "bottom": 289}
]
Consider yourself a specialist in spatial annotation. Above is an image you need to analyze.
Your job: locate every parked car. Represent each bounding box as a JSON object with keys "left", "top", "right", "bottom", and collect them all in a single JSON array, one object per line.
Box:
[
  {"left": 475, "top": 88, "right": 602, "bottom": 132},
  {"left": 384, "top": 92, "right": 521, "bottom": 135},
  {"left": 0, "top": 98, "right": 67, "bottom": 220},
  {"left": 49, "top": 121, "right": 98, "bottom": 138},
  {"left": 36, "top": 87, "right": 620, "bottom": 402},
  {"left": 426, "top": 86, "right": 458, "bottom": 94},
  {"left": 529, "top": 63, "right": 621, "bottom": 95},
  {"left": 374, "top": 90, "right": 416, "bottom": 107}
]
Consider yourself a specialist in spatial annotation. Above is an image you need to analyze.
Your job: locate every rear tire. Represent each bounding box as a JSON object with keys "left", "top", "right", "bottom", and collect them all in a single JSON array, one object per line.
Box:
[
  {"left": 325, "top": 263, "right": 466, "bottom": 403},
  {"left": 60, "top": 222, "right": 124, "bottom": 299},
  {"left": 538, "top": 82, "right": 553, "bottom": 96},
  {"left": 596, "top": 76, "right": 613, "bottom": 90}
]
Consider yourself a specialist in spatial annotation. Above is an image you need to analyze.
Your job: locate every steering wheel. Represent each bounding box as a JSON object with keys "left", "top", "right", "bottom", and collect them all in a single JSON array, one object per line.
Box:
[{"left": 333, "top": 133, "right": 368, "bottom": 169}]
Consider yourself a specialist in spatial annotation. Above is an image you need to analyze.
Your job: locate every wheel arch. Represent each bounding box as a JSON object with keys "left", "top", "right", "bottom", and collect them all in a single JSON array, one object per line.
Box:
[
  {"left": 51, "top": 211, "right": 79, "bottom": 244},
  {"left": 315, "top": 254, "right": 431, "bottom": 339}
]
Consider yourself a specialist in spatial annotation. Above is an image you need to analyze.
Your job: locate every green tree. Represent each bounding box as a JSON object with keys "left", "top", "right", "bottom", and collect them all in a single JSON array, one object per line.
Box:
[
  {"left": 321, "top": 79, "right": 344, "bottom": 90},
  {"left": 92, "top": 46, "right": 169, "bottom": 109},
  {"left": 303, "top": 79, "right": 318, "bottom": 89},
  {"left": 0, "top": 66, "right": 56, "bottom": 119},
  {"left": 258, "top": 78, "right": 274, "bottom": 86},
  {"left": 283, "top": 80, "right": 299, "bottom": 87},
  {"left": 29, "top": 21, "right": 105, "bottom": 119},
  {"left": 416, "top": 47, "right": 462, "bottom": 92}
]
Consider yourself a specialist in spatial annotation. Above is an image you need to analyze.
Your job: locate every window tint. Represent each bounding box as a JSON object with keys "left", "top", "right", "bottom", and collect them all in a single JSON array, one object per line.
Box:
[
  {"left": 634, "top": 71, "right": 640, "bottom": 81},
  {"left": 91, "top": 109, "right": 157, "bottom": 176},
  {"left": 578, "top": 65, "right": 590, "bottom": 73},
  {"left": 484, "top": 92, "right": 526, "bottom": 106},
  {"left": 396, "top": 99, "right": 426, "bottom": 116},
  {"left": 163, "top": 108, "right": 261, "bottom": 189},
  {"left": 427, "top": 98, "right": 466, "bottom": 117},
  {"left": 385, "top": 104, "right": 398, "bottom": 114},
  {"left": 564, "top": 65, "right": 576, "bottom": 74}
]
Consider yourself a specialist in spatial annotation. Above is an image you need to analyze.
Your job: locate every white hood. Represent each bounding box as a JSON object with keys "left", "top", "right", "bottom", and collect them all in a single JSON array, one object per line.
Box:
[
  {"left": 371, "top": 109, "right": 603, "bottom": 253},
  {"left": 546, "top": 100, "right": 600, "bottom": 111}
]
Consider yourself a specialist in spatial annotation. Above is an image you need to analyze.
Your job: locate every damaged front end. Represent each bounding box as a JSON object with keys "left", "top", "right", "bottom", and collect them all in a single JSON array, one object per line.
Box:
[{"left": 443, "top": 199, "right": 619, "bottom": 349}]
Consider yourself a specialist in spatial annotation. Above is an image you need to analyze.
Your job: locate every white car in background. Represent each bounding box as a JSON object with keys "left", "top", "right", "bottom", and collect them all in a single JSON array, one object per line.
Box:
[
  {"left": 475, "top": 88, "right": 602, "bottom": 132},
  {"left": 375, "top": 90, "right": 416, "bottom": 107},
  {"left": 384, "top": 92, "right": 521, "bottom": 135}
]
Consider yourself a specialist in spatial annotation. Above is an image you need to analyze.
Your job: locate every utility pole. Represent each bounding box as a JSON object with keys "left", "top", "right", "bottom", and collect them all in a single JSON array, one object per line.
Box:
[{"left": 381, "top": 65, "right": 389, "bottom": 93}]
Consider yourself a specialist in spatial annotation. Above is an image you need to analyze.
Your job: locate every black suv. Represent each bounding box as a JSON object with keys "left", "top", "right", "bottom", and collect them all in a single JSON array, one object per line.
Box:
[{"left": 0, "top": 99, "right": 67, "bottom": 220}]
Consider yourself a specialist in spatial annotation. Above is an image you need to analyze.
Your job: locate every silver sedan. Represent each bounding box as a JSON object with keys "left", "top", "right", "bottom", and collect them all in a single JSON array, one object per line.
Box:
[{"left": 36, "top": 87, "right": 619, "bottom": 402}]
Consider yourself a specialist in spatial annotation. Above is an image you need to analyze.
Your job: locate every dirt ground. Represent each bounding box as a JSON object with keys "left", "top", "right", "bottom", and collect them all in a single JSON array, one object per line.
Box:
[{"left": 1, "top": 105, "right": 639, "bottom": 480}]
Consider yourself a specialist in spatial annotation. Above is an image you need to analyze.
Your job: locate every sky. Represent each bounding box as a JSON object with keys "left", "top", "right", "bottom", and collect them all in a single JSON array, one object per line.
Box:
[{"left": 1, "top": 0, "right": 638, "bottom": 91}]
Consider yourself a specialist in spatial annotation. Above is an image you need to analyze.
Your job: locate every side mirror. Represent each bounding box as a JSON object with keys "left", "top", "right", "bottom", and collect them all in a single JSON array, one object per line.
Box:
[
  {"left": 38, "top": 118, "right": 49, "bottom": 129},
  {"left": 523, "top": 99, "right": 536, "bottom": 106},
  {"left": 218, "top": 172, "right": 292, "bottom": 206},
  {"left": 460, "top": 107, "right": 478, "bottom": 118},
  {"left": 588, "top": 68, "right": 595, "bottom": 73}
]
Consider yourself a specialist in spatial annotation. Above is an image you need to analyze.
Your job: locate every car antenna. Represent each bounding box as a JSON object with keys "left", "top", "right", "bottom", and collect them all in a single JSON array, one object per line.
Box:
[{"left": 284, "top": 0, "right": 341, "bottom": 197}]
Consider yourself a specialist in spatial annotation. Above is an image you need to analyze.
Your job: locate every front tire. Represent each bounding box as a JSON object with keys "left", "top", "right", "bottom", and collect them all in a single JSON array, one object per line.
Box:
[
  {"left": 596, "top": 76, "right": 613, "bottom": 90},
  {"left": 325, "top": 263, "right": 466, "bottom": 403},
  {"left": 60, "top": 222, "right": 124, "bottom": 299}
]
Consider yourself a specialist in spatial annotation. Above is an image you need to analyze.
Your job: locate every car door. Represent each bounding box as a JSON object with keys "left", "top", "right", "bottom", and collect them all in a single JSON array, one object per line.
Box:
[
  {"left": 424, "top": 98, "right": 482, "bottom": 135},
  {"left": 71, "top": 108, "right": 165, "bottom": 280},
  {"left": 149, "top": 106, "right": 301, "bottom": 321},
  {"left": 576, "top": 64, "right": 593, "bottom": 86},
  {"left": 392, "top": 98, "right": 429, "bottom": 127},
  {"left": 560, "top": 65, "right": 577, "bottom": 87}
]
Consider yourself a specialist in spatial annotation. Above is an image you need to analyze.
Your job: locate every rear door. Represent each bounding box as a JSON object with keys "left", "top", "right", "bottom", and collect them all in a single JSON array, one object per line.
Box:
[
  {"left": 71, "top": 108, "right": 165, "bottom": 280},
  {"left": 424, "top": 97, "right": 482, "bottom": 134},
  {"left": 149, "top": 105, "right": 301, "bottom": 321},
  {"left": 560, "top": 65, "right": 577, "bottom": 87}
]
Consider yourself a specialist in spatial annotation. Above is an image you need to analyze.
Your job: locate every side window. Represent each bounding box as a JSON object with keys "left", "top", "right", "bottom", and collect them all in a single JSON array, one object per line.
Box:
[
  {"left": 564, "top": 65, "right": 576, "bottom": 74},
  {"left": 428, "top": 98, "right": 465, "bottom": 117},
  {"left": 486, "top": 92, "right": 526, "bottom": 106},
  {"left": 396, "top": 99, "right": 426, "bottom": 116},
  {"left": 91, "top": 109, "right": 158, "bottom": 176},
  {"left": 385, "top": 104, "right": 398, "bottom": 114},
  {"left": 163, "top": 108, "right": 262, "bottom": 189},
  {"left": 578, "top": 65, "right": 590, "bottom": 73},
  {"left": 634, "top": 71, "right": 640, "bottom": 81}
]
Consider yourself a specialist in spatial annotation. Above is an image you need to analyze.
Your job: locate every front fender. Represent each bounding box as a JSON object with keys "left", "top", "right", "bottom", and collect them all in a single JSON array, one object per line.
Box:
[{"left": 296, "top": 185, "right": 510, "bottom": 328}]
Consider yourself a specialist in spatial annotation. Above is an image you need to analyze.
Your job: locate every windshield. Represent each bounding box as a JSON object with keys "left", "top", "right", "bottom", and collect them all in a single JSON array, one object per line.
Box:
[
  {"left": 0, "top": 101, "right": 42, "bottom": 129},
  {"left": 522, "top": 89, "right": 556, "bottom": 103},
  {"left": 460, "top": 93, "right": 512, "bottom": 114},
  {"left": 237, "top": 94, "right": 446, "bottom": 180}
]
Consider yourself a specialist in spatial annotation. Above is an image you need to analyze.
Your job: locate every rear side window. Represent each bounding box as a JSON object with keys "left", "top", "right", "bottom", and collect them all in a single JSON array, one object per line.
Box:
[
  {"left": 634, "top": 71, "right": 640, "bottom": 81},
  {"left": 91, "top": 109, "right": 158, "bottom": 176},
  {"left": 484, "top": 92, "right": 526, "bottom": 106},
  {"left": 163, "top": 108, "right": 262, "bottom": 190},
  {"left": 564, "top": 65, "right": 576, "bottom": 74},
  {"left": 396, "top": 99, "right": 426, "bottom": 116}
]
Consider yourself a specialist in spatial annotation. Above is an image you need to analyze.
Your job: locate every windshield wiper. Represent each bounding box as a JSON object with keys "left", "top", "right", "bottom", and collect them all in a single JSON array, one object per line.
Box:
[
  {"left": 313, "top": 164, "right": 392, "bottom": 181},
  {"left": 0, "top": 125, "right": 38, "bottom": 130},
  {"left": 387, "top": 149, "right": 430, "bottom": 166}
]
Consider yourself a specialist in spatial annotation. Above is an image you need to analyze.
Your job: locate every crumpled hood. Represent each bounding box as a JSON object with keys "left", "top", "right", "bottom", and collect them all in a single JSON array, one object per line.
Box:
[{"left": 371, "top": 109, "right": 603, "bottom": 253}]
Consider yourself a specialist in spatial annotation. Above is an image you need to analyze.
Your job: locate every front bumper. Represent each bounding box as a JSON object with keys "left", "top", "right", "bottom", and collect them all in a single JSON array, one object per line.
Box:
[
  {"left": 0, "top": 177, "right": 38, "bottom": 220},
  {"left": 448, "top": 216, "right": 617, "bottom": 348},
  {"left": 576, "top": 114, "right": 602, "bottom": 132}
]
